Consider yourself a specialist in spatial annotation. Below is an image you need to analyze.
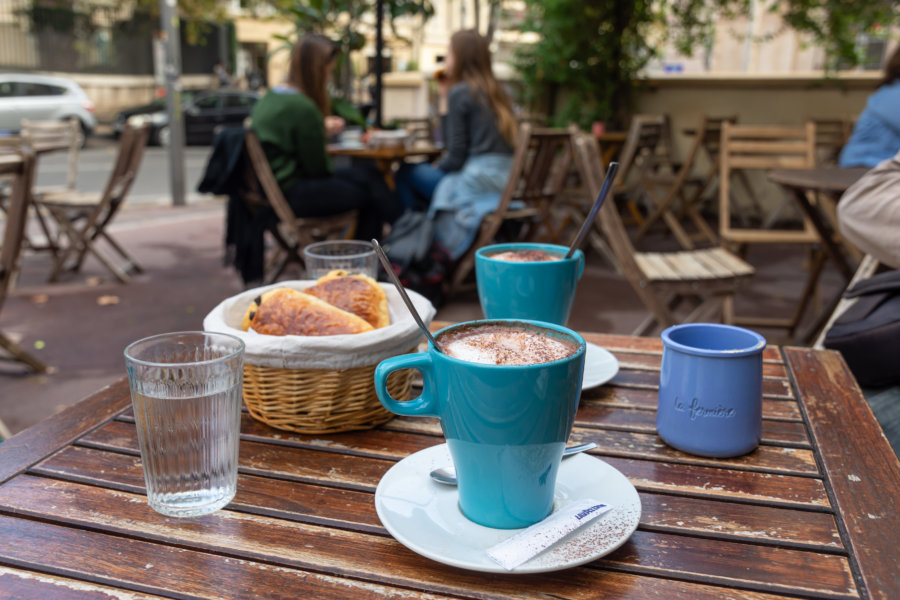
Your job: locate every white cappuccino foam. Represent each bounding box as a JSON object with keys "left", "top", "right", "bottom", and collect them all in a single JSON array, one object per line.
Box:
[
  {"left": 490, "top": 250, "right": 563, "bottom": 262},
  {"left": 441, "top": 326, "right": 575, "bottom": 366}
]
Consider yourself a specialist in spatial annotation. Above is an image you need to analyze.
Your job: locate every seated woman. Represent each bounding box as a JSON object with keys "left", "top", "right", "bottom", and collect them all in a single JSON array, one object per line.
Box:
[
  {"left": 250, "top": 34, "right": 401, "bottom": 242},
  {"left": 839, "top": 45, "right": 900, "bottom": 168},
  {"left": 394, "top": 29, "right": 517, "bottom": 259}
]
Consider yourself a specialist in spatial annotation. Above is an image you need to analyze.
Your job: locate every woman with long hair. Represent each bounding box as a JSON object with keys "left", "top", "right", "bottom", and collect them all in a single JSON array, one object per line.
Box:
[
  {"left": 250, "top": 34, "right": 400, "bottom": 242},
  {"left": 839, "top": 44, "right": 900, "bottom": 168},
  {"left": 394, "top": 29, "right": 518, "bottom": 259}
]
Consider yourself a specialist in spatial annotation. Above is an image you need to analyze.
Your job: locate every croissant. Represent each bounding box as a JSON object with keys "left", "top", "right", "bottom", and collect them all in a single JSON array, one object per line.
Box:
[
  {"left": 243, "top": 287, "right": 373, "bottom": 336},
  {"left": 301, "top": 270, "right": 390, "bottom": 329}
]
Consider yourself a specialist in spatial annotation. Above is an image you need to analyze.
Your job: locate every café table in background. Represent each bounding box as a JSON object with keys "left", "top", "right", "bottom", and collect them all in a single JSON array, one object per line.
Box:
[
  {"left": 1, "top": 324, "right": 897, "bottom": 599},
  {"left": 327, "top": 142, "right": 443, "bottom": 189},
  {"left": 768, "top": 166, "right": 870, "bottom": 341}
]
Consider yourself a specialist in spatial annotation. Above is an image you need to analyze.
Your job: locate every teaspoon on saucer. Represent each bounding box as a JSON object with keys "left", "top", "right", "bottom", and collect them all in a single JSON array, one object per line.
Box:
[{"left": 429, "top": 442, "right": 598, "bottom": 486}]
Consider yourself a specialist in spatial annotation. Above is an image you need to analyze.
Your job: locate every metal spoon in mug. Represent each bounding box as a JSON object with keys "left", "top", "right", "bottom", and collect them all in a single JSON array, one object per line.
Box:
[
  {"left": 565, "top": 161, "right": 619, "bottom": 259},
  {"left": 371, "top": 239, "right": 443, "bottom": 353},
  {"left": 429, "top": 442, "right": 598, "bottom": 486}
]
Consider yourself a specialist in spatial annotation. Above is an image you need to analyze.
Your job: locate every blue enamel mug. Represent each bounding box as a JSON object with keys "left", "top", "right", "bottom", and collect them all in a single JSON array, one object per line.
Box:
[
  {"left": 374, "top": 320, "right": 585, "bottom": 529},
  {"left": 657, "top": 323, "right": 767, "bottom": 458},
  {"left": 475, "top": 243, "right": 585, "bottom": 325}
]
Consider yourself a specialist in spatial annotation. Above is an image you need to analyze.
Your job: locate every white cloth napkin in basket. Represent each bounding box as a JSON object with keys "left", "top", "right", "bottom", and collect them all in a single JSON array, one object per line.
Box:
[{"left": 203, "top": 280, "right": 436, "bottom": 370}]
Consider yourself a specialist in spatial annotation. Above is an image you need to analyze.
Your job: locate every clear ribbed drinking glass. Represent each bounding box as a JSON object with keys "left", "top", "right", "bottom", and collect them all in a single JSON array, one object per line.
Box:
[{"left": 124, "top": 331, "right": 244, "bottom": 518}]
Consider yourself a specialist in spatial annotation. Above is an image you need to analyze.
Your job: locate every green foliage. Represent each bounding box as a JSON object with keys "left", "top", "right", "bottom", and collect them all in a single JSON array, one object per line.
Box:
[
  {"left": 516, "top": 0, "right": 898, "bottom": 129},
  {"left": 271, "top": 0, "right": 435, "bottom": 100},
  {"left": 515, "top": 0, "right": 664, "bottom": 129}
]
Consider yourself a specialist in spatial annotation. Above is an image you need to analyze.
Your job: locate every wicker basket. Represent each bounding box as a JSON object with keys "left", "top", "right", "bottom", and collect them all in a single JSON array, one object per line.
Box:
[
  {"left": 203, "top": 280, "right": 435, "bottom": 435},
  {"left": 241, "top": 349, "right": 415, "bottom": 434}
]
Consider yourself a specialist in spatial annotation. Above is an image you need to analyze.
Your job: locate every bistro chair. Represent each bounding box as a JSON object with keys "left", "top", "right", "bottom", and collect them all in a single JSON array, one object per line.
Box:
[
  {"left": 636, "top": 115, "right": 736, "bottom": 249},
  {"left": 448, "top": 122, "right": 573, "bottom": 295},
  {"left": 14, "top": 118, "right": 83, "bottom": 254},
  {"left": 572, "top": 130, "right": 754, "bottom": 335},
  {"left": 811, "top": 117, "right": 854, "bottom": 165},
  {"left": 719, "top": 121, "right": 821, "bottom": 331},
  {"left": 34, "top": 122, "right": 150, "bottom": 284},
  {"left": 610, "top": 114, "right": 668, "bottom": 227},
  {"left": 0, "top": 145, "right": 46, "bottom": 373},
  {"left": 243, "top": 129, "right": 357, "bottom": 283}
]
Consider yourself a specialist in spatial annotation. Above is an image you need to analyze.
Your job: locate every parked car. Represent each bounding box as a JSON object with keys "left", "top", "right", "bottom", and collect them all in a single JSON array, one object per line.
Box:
[
  {"left": 112, "top": 89, "right": 201, "bottom": 138},
  {"left": 0, "top": 73, "right": 97, "bottom": 147},
  {"left": 115, "top": 90, "right": 259, "bottom": 146}
]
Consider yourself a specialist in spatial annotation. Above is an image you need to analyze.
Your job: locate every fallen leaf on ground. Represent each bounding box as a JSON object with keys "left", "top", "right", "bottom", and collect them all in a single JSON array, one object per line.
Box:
[
  {"left": 34, "top": 340, "right": 45, "bottom": 350},
  {"left": 97, "top": 295, "right": 120, "bottom": 306},
  {"left": 86, "top": 277, "right": 102, "bottom": 287},
  {"left": 30, "top": 294, "right": 49, "bottom": 304}
]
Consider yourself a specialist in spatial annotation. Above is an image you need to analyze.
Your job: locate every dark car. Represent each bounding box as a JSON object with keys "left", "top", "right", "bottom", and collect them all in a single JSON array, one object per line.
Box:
[{"left": 115, "top": 90, "right": 258, "bottom": 146}]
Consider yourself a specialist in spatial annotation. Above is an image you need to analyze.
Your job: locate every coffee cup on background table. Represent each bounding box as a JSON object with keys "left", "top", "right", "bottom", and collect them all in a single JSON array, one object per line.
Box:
[
  {"left": 374, "top": 319, "right": 586, "bottom": 529},
  {"left": 657, "top": 323, "right": 767, "bottom": 458},
  {"left": 475, "top": 243, "right": 584, "bottom": 326}
]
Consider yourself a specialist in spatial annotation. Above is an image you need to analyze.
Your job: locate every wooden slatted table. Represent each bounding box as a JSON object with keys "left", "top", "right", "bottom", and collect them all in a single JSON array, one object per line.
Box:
[{"left": 1, "top": 327, "right": 898, "bottom": 599}]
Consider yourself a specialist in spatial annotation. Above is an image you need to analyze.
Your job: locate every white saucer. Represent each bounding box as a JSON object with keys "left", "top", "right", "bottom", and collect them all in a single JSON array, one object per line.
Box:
[
  {"left": 374, "top": 443, "right": 641, "bottom": 573},
  {"left": 582, "top": 342, "right": 619, "bottom": 390}
]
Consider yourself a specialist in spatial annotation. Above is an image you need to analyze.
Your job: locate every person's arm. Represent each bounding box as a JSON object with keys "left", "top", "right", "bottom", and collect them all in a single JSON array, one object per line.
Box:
[
  {"left": 293, "top": 100, "right": 333, "bottom": 177},
  {"left": 838, "top": 152, "right": 900, "bottom": 269},
  {"left": 436, "top": 86, "right": 471, "bottom": 172}
]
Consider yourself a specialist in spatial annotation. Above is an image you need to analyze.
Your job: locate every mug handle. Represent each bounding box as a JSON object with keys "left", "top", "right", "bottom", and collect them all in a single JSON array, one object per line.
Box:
[{"left": 374, "top": 353, "right": 439, "bottom": 417}]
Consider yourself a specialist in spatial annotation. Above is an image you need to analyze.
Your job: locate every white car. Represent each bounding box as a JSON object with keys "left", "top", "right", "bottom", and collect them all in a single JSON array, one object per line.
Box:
[{"left": 0, "top": 73, "right": 97, "bottom": 146}]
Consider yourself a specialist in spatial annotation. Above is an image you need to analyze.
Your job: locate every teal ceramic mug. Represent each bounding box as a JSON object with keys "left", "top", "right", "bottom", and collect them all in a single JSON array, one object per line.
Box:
[
  {"left": 475, "top": 243, "right": 585, "bottom": 325},
  {"left": 374, "top": 319, "right": 586, "bottom": 529}
]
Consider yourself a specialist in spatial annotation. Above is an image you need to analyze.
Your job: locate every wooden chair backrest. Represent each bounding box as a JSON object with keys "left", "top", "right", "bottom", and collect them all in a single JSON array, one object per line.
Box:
[
  {"left": 244, "top": 129, "right": 301, "bottom": 230},
  {"left": 0, "top": 147, "right": 36, "bottom": 313},
  {"left": 810, "top": 117, "right": 853, "bottom": 165},
  {"left": 101, "top": 122, "right": 150, "bottom": 208},
  {"left": 20, "top": 118, "right": 80, "bottom": 189},
  {"left": 615, "top": 114, "right": 666, "bottom": 188},
  {"left": 570, "top": 130, "right": 642, "bottom": 281},
  {"left": 719, "top": 121, "right": 816, "bottom": 242}
]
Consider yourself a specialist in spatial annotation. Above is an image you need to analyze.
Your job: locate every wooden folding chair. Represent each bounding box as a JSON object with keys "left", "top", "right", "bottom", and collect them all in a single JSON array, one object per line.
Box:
[
  {"left": 636, "top": 115, "right": 736, "bottom": 249},
  {"left": 611, "top": 114, "right": 668, "bottom": 227},
  {"left": 572, "top": 130, "right": 755, "bottom": 336},
  {"left": 244, "top": 130, "right": 357, "bottom": 283},
  {"left": 448, "top": 123, "right": 574, "bottom": 294},
  {"left": 17, "top": 118, "right": 82, "bottom": 253},
  {"left": 811, "top": 117, "right": 853, "bottom": 165},
  {"left": 35, "top": 122, "right": 150, "bottom": 283},
  {"left": 0, "top": 146, "right": 46, "bottom": 373},
  {"left": 719, "top": 121, "right": 822, "bottom": 331}
]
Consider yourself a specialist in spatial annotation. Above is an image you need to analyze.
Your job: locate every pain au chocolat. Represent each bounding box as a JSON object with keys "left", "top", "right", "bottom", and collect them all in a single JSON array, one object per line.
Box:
[{"left": 241, "top": 271, "right": 390, "bottom": 336}]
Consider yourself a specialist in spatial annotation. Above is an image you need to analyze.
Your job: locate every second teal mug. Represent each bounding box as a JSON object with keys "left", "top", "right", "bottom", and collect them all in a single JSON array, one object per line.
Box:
[
  {"left": 475, "top": 243, "right": 585, "bottom": 325},
  {"left": 374, "top": 319, "right": 586, "bottom": 529}
]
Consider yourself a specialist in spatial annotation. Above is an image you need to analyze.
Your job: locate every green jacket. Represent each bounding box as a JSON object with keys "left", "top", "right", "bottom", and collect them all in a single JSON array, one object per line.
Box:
[{"left": 250, "top": 87, "right": 334, "bottom": 191}]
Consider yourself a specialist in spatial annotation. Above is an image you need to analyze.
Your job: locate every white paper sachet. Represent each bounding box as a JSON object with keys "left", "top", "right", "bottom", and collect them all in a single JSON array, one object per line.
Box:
[{"left": 486, "top": 499, "right": 613, "bottom": 570}]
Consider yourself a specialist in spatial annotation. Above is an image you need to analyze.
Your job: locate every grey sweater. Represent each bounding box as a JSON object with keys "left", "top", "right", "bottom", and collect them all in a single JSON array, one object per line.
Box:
[{"left": 437, "top": 83, "right": 513, "bottom": 172}]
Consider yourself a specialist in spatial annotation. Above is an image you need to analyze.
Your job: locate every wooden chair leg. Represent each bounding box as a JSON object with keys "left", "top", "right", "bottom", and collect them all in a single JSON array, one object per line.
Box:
[
  {"left": 787, "top": 247, "right": 826, "bottom": 336},
  {"left": 99, "top": 230, "right": 144, "bottom": 274},
  {"left": 0, "top": 332, "right": 47, "bottom": 373}
]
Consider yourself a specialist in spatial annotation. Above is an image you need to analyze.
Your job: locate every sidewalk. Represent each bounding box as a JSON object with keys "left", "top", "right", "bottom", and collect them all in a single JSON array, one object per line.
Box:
[{"left": 0, "top": 201, "right": 844, "bottom": 435}]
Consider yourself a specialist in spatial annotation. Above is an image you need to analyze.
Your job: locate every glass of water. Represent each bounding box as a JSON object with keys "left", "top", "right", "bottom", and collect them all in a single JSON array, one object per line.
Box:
[
  {"left": 302, "top": 240, "right": 378, "bottom": 279},
  {"left": 124, "top": 331, "right": 244, "bottom": 518}
]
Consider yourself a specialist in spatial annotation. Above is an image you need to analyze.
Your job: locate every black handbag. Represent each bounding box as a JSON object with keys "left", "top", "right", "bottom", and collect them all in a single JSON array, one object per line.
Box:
[{"left": 824, "top": 270, "right": 900, "bottom": 388}]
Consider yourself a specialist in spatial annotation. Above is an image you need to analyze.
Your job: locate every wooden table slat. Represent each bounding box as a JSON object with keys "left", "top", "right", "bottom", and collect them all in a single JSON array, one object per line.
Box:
[
  {"left": 0, "top": 480, "right": 854, "bottom": 600},
  {"left": 0, "top": 567, "right": 168, "bottom": 600},
  {"left": 33, "top": 446, "right": 844, "bottom": 552},
  {"left": 784, "top": 347, "right": 900, "bottom": 600}
]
